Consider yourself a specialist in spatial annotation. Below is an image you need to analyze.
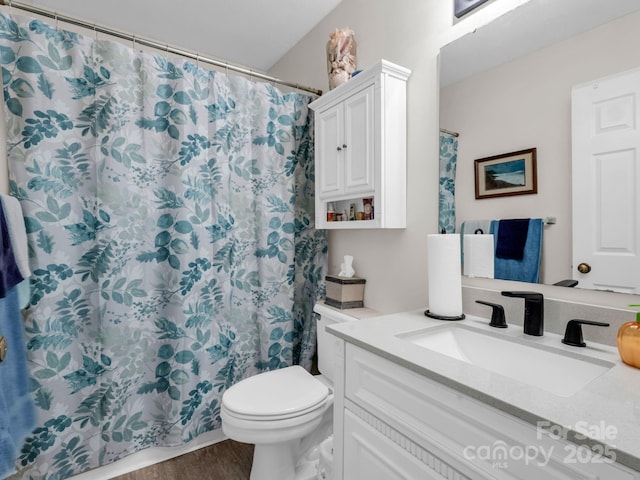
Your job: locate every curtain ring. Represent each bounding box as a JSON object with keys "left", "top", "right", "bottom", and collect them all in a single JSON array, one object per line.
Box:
[
  {"left": 196, "top": 52, "right": 200, "bottom": 69},
  {"left": 54, "top": 12, "right": 59, "bottom": 31},
  {"left": 93, "top": 22, "right": 97, "bottom": 41},
  {"left": 132, "top": 34, "right": 136, "bottom": 50}
]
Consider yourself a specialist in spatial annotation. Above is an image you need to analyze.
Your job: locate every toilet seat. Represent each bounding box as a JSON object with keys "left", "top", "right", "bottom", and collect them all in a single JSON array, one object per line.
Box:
[{"left": 222, "top": 365, "right": 329, "bottom": 421}]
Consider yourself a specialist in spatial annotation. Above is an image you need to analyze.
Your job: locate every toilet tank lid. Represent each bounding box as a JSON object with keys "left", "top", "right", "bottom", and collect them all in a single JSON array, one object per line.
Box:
[
  {"left": 313, "top": 302, "right": 380, "bottom": 322},
  {"left": 223, "top": 365, "right": 329, "bottom": 417}
]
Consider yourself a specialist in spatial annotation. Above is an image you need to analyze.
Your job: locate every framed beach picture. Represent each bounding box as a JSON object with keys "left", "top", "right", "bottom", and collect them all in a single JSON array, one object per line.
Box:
[
  {"left": 474, "top": 148, "right": 537, "bottom": 199},
  {"left": 454, "top": 0, "right": 491, "bottom": 18}
]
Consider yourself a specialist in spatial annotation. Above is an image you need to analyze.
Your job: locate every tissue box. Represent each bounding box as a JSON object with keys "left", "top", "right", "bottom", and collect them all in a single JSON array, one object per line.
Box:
[{"left": 325, "top": 275, "right": 366, "bottom": 309}]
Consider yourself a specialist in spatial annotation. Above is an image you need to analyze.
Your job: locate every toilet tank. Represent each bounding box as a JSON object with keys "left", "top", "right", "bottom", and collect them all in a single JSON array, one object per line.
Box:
[{"left": 313, "top": 302, "right": 378, "bottom": 384}]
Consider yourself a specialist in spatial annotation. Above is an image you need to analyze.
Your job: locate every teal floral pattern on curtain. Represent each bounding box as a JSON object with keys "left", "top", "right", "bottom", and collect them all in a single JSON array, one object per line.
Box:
[
  {"left": 438, "top": 132, "right": 459, "bottom": 234},
  {"left": 0, "top": 13, "right": 327, "bottom": 479}
]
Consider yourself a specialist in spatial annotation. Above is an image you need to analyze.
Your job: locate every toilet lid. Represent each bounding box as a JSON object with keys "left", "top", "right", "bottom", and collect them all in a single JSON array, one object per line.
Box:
[{"left": 223, "top": 365, "right": 329, "bottom": 418}]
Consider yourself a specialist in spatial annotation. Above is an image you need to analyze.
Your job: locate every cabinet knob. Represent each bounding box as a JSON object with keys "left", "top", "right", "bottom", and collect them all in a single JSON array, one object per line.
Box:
[
  {"left": 336, "top": 146, "right": 342, "bottom": 151},
  {"left": 336, "top": 144, "right": 347, "bottom": 152}
]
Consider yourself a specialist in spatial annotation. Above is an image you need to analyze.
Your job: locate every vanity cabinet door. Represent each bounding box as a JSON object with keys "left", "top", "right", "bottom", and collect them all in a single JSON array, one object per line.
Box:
[
  {"left": 343, "top": 344, "right": 639, "bottom": 480},
  {"left": 344, "top": 410, "right": 447, "bottom": 480}
]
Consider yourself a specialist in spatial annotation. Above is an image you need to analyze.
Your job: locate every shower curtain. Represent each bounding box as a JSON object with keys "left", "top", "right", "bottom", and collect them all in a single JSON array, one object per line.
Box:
[
  {"left": 438, "top": 132, "right": 459, "bottom": 234},
  {"left": 0, "top": 13, "right": 327, "bottom": 479}
]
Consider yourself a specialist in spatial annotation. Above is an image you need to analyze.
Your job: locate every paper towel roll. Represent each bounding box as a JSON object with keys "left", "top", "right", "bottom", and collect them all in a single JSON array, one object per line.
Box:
[
  {"left": 427, "top": 234, "right": 463, "bottom": 318},
  {"left": 463, "top": 234, "right": 495, "bottom": 279}
]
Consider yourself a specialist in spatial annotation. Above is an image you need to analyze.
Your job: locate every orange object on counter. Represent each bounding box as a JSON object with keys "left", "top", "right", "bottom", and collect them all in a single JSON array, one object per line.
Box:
[{"left": 617, "top": 304, "right": 640, "bottom": 369}]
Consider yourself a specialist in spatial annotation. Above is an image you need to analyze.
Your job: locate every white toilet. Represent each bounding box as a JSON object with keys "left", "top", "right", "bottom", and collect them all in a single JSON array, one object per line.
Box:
[{"left": 220, "top": 303, "right": 358, "bottom": 480}]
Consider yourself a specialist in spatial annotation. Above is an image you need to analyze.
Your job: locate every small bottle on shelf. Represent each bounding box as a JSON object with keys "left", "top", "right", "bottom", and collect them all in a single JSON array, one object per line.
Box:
[
  {"left": 327, "top": 202, "right": 335, "bottom": 222},
  {"left": 363, "top": 197, "right": 373, "bottom": 220}
]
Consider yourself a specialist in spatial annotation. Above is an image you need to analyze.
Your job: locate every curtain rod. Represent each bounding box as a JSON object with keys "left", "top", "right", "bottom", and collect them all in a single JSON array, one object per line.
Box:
[
  {"left": 440, "top": 128, "right": 459, "bottom": 137},
  {"left": 0, "top": 0, "right": 323, "bottom": 97}
]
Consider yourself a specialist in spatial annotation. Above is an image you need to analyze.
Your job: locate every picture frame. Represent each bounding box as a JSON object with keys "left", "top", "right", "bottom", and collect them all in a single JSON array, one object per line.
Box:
[
  {"left": 454, "top": 0, "right": 491, "bottom": 18},
  {"left": 474, "top": 148, "right": 537, "bottom": 199}
]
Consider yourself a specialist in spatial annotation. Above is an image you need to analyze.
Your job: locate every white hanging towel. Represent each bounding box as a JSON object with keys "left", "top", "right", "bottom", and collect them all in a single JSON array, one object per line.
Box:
[{"left": 463, "top": 234, "right": 495, "bottom": 278}]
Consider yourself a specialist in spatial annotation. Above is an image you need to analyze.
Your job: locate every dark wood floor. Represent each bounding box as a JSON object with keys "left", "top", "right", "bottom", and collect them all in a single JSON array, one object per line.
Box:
[
  {"left": 113, "top": 359, "right": 317, "bottom": 479},
  {"left": 111, "top": 440, "right": 254, "bottom": 480}
]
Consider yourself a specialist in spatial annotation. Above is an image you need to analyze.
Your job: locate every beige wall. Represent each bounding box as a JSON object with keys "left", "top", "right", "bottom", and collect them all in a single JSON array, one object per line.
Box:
[
  {"left": 270, "top": 0, "right": 525, "bottom": 313},
  {"left": 271, "top": 0, "right": 442, "bottom": 313},
  {"left": 271, "top": 0, "right": 640, "bottom": 316},
  {"left": 442, "top": 10, "right": 640, "bottom": 286}
]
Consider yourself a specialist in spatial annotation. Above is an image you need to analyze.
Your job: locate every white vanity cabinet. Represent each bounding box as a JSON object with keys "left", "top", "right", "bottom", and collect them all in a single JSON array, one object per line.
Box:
[
  {"left": 309, "top": 60, "right": 410, "bottom": 229},
  {"left": 332, "top": 341, "right": 639, "bottom": 480}
]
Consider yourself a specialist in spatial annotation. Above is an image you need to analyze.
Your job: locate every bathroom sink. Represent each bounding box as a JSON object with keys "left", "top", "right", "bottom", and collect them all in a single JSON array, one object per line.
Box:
[{"left": 396, "top": 324, "right": 615, "bottom": 397}]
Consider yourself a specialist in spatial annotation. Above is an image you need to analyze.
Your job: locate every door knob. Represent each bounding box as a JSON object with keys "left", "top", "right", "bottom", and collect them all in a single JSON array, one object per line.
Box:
[{"left": 577, "top": 262, "right": 591, "bottom": 274}]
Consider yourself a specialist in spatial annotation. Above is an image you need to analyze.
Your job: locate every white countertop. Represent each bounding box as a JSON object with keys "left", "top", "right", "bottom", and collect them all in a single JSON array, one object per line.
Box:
[{"left": 325, "top": 307, "right": 640, "bottom": 471}]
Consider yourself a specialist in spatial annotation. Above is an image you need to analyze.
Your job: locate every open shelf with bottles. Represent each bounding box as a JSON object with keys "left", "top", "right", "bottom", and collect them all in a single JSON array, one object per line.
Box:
[{"left": 320, "top": 196, "right": 376, "bottom": 228}]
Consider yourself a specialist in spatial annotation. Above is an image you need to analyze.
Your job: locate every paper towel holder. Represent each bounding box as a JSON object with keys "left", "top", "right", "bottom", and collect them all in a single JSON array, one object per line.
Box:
[{"left": 424, "top": 310, "right": 465, "bottom": 321}]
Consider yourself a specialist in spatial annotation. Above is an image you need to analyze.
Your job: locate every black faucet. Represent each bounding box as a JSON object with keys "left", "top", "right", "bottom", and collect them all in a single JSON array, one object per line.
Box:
[{"left": 501, "top": 291, "right": 544, "bottom": 336}]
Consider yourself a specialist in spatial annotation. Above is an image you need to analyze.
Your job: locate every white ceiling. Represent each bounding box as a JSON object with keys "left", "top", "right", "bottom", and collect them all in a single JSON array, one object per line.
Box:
[
  {"left": 441, "top": 0, "right": 640, "bottom": 86},
  {"left": 19, "top": 0, "right": 343, "bottom": 71}
]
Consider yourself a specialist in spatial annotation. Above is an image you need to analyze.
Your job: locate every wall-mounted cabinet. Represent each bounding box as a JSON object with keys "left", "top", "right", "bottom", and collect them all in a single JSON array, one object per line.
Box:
[{"left": 309, "top": 60, "right": 411, "bottom": 229}]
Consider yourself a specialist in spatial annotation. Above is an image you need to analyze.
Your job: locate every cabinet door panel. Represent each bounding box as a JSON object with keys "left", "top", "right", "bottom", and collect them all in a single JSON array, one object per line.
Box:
[
  {"left": 345, "top": 344, "right": 639, "bottom": 480},
  {"left": 344, "top": 410, "right": 446, "bottom": 480},
  {"left": 344, "top": 85, "right": 374, "bottom": 194},
  {"left": 317, "top": 104, "right": 343, "bottom": 197}
]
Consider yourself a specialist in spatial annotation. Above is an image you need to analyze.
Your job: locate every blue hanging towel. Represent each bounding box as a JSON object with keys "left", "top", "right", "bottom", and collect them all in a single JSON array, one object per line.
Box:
[
  {"left": 495, "top": 218, "right": 530, "bottom": 260},
  {"left": 491, "top": 219, "right": 543, "bottom": 283},
  {"left": 0, "top": 202, "right": 35, "bottom": 477},
  {"left": 0, "top": 202, "right": 23, "bottom": 298},
  {"left": 1, "top": 195, "right": 32, "bottom": 309},
  {"left": 0, "top": 288, "right": 36, "bottom": 478}
]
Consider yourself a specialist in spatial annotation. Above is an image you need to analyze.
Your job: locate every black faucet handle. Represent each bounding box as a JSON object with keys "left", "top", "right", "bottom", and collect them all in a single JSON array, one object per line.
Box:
[
  {"left": 475, "top": 300, "right": 507, "bottom": 328},
  {"left": 562, "top": 319, "right": 610, "bottom": 347}
]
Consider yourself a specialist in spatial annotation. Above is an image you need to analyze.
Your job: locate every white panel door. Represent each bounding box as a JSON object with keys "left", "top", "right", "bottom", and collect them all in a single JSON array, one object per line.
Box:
[{"left": 572, "top": 68, "right": 640, "bottom": 293}]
